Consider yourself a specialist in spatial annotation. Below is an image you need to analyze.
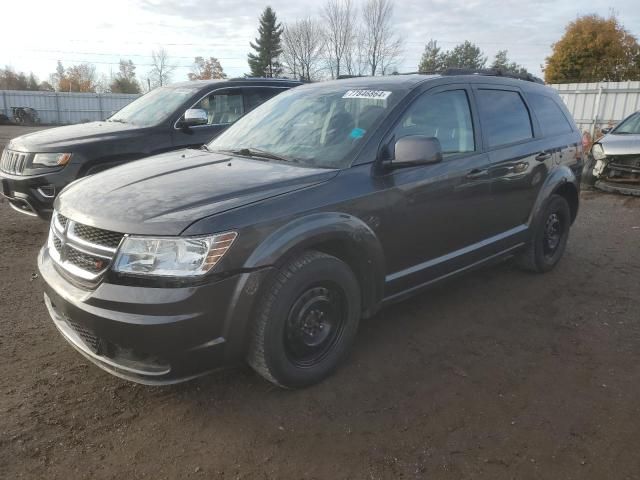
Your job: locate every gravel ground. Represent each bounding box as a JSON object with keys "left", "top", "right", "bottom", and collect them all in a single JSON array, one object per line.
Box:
[{"left": 1, "top": 126, "right": 640, "bottom": 479}]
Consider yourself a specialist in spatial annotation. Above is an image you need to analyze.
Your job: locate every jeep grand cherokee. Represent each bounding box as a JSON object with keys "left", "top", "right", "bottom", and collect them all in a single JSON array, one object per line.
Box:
[
  {"left": 1, "top": 78, "right": 300, "bottom": 218},
  {"left": 38, "top": 72, "right": 584, "bottom": 388}
]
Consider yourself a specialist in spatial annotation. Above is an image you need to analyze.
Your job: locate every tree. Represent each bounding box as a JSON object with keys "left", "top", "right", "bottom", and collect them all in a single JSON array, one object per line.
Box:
[
  {"left": 0, "top": 66, "right": 26, "bottom": 90},
  {"left": 110, "top": 59, "right": 141, "bottom": 94},
  {"left": 282, "top": 18, "right": 325, "bottom": 81},
  {"left": 361, "top": 0, "right": 402, "bottom": 76},
  {"left": 26, "top": 73, "right": 39, "bottom": 90},
  {"left": 49, "top": 60, "right": 66, "bottom": 91},
  {"left": 418, "top": 39, "right": 443, "bottom": 72},
  {"left": 38, "top": 81, "right": 54, "bottom": 92},
  {"left": 321, "top": 0, "right": 356, "bottom": 78},
  {"left": 59, "top": 63, "right": 98, "bottom": 92},
  {"left": 149, "top": 48, "right": 176, "bottom": 87},
  {"left": 440, "top": 41, "right": 486, "bottom": 69},
  {"left": 544, "top": 14, "right": 640, "bottom": 83},
  {"left": 247, "top": 6, "right": 284, "bottom": 78},
  {"left": 188, "top": 56, "right": 227, "bottom": 80},
  {"left": 491, "top": 50, "right": 529, "bottom": 76}
]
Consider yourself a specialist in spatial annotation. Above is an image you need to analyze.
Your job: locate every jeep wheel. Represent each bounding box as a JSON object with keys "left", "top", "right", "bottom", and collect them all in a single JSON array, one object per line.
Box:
[
  {"left": 516, "top": 194, "right": 571, "bottom": 273},
  {"left": 247, "top": 250, "right": 361, "bottom": 388}
]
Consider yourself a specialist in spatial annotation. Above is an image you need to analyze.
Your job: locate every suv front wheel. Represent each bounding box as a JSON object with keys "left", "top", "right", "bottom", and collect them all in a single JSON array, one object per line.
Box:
[
  {"left": 516, "top": 194, "right": 571, "bottom": 273},
  {"left": 247, "top": 250, "right": 361, "bottom": 388}
]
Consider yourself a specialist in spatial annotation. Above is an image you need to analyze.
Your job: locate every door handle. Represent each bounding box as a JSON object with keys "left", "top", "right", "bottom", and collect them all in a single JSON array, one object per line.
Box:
[
  {"left": 535, "top": 152, "right": 552, "bottom": 162},
  {"left": 466, "top": 168, "right": 488, "bottom": 179}
]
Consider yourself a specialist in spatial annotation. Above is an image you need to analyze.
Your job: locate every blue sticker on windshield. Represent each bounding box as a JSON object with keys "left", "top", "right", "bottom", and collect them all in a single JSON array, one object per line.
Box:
[{"left": 350, "top": 128, "right": 366, "bottom": 139}]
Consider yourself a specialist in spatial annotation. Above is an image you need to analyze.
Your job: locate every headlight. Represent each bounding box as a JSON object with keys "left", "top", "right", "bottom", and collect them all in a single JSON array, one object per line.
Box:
[
  {"left": 32, "top": 152, "right": 72, "bottom": 167},
  {"left": 113, "top": 232, "right": 237, "bottom": 277},
  {"left": 591, "top": 143, "right": 606, "bottom": 161}
]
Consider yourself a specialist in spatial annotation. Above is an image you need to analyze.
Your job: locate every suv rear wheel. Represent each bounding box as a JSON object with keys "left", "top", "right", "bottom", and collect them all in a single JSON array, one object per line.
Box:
[
  {"left": 516, "top": 194, "right": 571, "bottom": 273},
  {"left": 247, "top": 250, "right": 361, "bottom": 388}
]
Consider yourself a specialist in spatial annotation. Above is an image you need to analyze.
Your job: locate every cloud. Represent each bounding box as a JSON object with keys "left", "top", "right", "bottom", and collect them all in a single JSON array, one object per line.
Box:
[{"left": 1, "top": 0, "right": 639, "bottom": 81}]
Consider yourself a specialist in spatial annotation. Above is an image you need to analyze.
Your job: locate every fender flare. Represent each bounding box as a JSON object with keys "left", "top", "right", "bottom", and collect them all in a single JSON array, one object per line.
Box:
[
  {"left": 528, "top": 165, "right": 579, "bottom": 227},
  {"left": 244, "top": 212, "right": 386, "bottom": 316}
]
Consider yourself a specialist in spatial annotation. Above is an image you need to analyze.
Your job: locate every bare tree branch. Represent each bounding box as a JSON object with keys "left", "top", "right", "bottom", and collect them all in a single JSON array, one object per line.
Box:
[
  {"left": 282, "top": 18, "right": 325, "bottom": 81},
  {"left": 149, "top": 48, "right": 176, "bottom": 87},
  {"left": 321, "top": 0, "right": 356, "bottom": 78},
  {"left": 361, "top": 0, "right": 403, "bottom": 75}
]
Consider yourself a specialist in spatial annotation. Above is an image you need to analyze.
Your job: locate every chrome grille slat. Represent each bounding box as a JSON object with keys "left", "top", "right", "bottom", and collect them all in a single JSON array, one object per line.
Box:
[
  {"left": 49, "top": 212, "right": 125, "bottom": 283},
  {"left": 0, "top": 149, "right": 29, "bottom": 175}
]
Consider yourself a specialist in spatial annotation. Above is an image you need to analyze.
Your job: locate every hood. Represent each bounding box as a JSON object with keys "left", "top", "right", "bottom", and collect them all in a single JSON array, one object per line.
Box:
[
  {"left": 598, "top": 133, "right": 640, "bottom": 156},
  {"left": 8, "top": 121, "right": 145, "bottom": 152},
  {"left": 56, "top": 149, "right": 338, "bottom": 235}
]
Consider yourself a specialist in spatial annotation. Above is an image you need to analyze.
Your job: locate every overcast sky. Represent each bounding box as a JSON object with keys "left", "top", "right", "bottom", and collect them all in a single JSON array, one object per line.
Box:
[{"left": 1, "top": 0, "right": 639, "bottom": 85}]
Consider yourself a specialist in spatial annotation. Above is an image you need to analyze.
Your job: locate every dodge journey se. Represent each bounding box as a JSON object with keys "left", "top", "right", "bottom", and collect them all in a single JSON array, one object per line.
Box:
[{"left": 38, "top": 72, "right": 584, "bottom": 388}]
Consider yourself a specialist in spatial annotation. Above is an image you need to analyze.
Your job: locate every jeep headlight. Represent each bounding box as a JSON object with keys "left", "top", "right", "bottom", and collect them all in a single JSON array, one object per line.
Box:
[
  {"left": 32, "top": 152, "right": 72, "bottom": 167},
  {"left": 591, "top": 143, "right": 606, "bottom": 161},
  {"left": 113, "top": 232, "right": 237, "bottom": 277}
]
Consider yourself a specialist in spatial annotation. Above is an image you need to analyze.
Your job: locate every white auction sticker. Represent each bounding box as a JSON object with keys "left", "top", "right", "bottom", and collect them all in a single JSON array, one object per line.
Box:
[{"left": 342, "top": 90, "right": 392, "bottom": 100}]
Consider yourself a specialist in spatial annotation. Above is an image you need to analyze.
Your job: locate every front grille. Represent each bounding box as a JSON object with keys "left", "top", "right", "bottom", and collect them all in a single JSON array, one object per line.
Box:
[
  {"left": 72, "top": 223, "right": 124, "bottom": 249},
  {"left": 66, "top": 248, "right": 108, "bottom": 274},
  {"left": 0, "top": 149, "right": 29, "bottom": 175},
  {"left": 53, "top": 235, "right": 62, "bottom": 254},
  {"left": 56, "top": 213, "right": 68, "bottom": 228},
  {"left": 67, "top": 320, "right": 101, "bottom": 353},
  {"left": 50, "top": 212, "right": 124, "bottom": 283}
]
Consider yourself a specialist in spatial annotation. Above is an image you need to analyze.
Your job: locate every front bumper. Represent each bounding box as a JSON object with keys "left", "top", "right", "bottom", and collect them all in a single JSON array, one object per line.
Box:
[
  {"left": 38, "top": 246, "right": 272, "bottom": 384},
  {"left": 595, "top": 179, "right": 640, "bottom": 197},
  {"left": 0, "top": 169, "right": 70, "bottom": 218}
]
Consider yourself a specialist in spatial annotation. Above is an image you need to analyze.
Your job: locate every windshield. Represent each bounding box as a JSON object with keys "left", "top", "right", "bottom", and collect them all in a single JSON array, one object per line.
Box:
[
  {"left": 612, "top": 112, "right": 640, "bottom": 135},
  {"left": 108, "top": 86, "right": 198, "bottom": 127},
  {"left": 207, "top": 85, "right": 403, "bottom": 168}
]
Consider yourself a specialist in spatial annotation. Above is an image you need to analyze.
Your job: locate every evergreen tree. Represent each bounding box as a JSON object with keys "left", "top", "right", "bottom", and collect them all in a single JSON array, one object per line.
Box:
[
  {"left": 491, "top": 50, "right": 529, "bottom": 76},
  {"left": 418, "top": 39, "right": 443, "bottom": 72},
  {"left": 441, "top": 41, "right": 486, "bottom": 70},
  {"left": 247, "top": 6, "right": 284, "bottom": 77}
]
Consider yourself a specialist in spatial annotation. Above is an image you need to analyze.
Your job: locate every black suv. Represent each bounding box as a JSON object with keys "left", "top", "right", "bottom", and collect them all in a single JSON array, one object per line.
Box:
[
  {"left": 38, "top": 73, "right": 583, "bottom": 387},
  {"left": 0, "top": 78, "right": 300, "bottom": 218}
]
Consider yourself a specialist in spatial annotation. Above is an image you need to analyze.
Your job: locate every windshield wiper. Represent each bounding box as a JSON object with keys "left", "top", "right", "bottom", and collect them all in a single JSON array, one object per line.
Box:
[
  {"left": 107, "top": 118, "right": 127, "bottom": 123},
  {"left": 226, "top": 147, "right": 296, "bottom": 163}
]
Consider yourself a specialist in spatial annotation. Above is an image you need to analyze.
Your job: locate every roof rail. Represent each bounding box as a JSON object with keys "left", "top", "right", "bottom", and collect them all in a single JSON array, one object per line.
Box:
[
  {"left": 395, "top": 68, "right": 544, "bottom": 84},
  {"left": 336, "top": 74, "right": 365, "bottom": 80},
  {"left": 226, "top": 76, "right": 303, "bottom": 82}
]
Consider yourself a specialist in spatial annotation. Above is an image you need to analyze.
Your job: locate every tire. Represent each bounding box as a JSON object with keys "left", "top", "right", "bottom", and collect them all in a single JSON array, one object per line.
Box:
[
  {"left": 247, "top": 250, "right": 361, "bottom": 388},
  {"left": 516, "top": 194, "right": 571, "bottom": 273}
]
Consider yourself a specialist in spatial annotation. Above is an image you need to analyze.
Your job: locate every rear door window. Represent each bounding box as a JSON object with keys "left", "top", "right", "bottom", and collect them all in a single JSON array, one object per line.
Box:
[
  {"left": 244, "top": 88, "right": 287, "bottom": 112},
  {"left": 476, "top": 89, "right": 533, "bottom": 148},
  {"left": 527, "top": 93, "right": 573, "bottom": 136}
]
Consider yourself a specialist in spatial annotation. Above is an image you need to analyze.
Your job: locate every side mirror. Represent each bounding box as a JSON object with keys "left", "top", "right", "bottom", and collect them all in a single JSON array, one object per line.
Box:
[
  {"left": 600, "top": 127, "right": 612, "bottom": 135},
  {"left": 182, "top": 108, "right": 208, "bottom": 127},
  {"left": 392, "top": 135, "right": 443, "bottom": 167}
]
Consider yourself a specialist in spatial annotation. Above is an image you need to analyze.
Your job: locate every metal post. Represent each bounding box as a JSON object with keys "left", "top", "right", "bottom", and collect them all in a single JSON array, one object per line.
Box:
[
  {"left": 1, "top": 90, "right": 7, "bottom": 118},
  {"left": 97, "top": 93, "right": 104, "bottom": 121},
  {"left": 54, "top": 92, "right": 61, "bottom": 124},
  {"left": 592, "top": 84, "right": 603, "bottom": 137}
]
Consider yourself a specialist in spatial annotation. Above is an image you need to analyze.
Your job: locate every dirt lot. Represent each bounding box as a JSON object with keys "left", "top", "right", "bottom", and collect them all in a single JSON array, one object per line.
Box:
[{"left": 1, "top": 126, "right": 640, "bottom": 479}]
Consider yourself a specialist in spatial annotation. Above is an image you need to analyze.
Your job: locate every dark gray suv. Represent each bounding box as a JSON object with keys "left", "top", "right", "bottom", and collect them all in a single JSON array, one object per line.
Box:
[{"left": 38, "top": 72, "right": 584, "bottom": 388}]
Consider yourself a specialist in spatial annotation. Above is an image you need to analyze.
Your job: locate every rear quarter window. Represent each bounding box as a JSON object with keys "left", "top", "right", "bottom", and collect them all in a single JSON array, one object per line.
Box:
[
  {"left": 476, "top": 89, "right": 533, "bottom": 148},
  {"left": 527, "top": 93, "right": 573, "bottom": 136}
]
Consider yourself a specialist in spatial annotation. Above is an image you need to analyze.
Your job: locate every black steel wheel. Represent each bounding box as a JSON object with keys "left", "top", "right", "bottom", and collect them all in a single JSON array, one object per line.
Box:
[
  {"left": 284, "top": 284, "right": 347, "bottom": 368},
  {"left": 516, "top": 194, "right": 572, "bottom": 273},
  {"left": 247, "top": 251, "right": 361, "bottom": 388}
]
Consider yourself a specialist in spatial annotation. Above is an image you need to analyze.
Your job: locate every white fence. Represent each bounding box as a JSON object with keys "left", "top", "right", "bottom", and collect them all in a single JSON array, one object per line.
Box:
[
  {"left": 0, "top": 90, "right": 140, "bottom": 125},
  {"left": 551, "top": 81, "right": 640, "bottom": 136},
  {"left": 2, "top": 83, "right": 640, "bottom": 132}
]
